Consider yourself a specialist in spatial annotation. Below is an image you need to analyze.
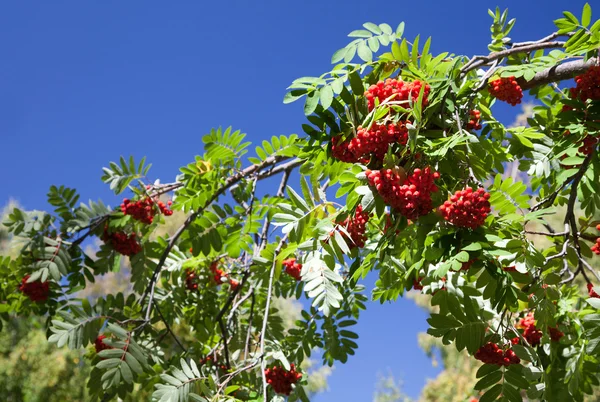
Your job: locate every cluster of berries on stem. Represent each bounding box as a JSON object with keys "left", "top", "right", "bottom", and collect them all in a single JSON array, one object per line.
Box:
[
  {"left": 336, "top": 205, "right": 370, "bottom": 249},
  {"left": 264, "top": 364, "right": 303, "bottom": 395},
  {"left": 588, "top": 283, "right": 599, "bottom": 298},
  {"left": 184, "top": 269, "right": 199, "bottom": 291},
  {"left": 466, "top": 110, "right": 482, "bottom": 130},
  {"left": 591, "top": 224, "right": 600, "bottom": 255},
  {"left": 488, "top": 76, "right": 523, "bottom": 106},
  {"left": 102, "top": 228, "right": 142, "bottom": 256},
  {"left": 364, "top": 78, "right": 430, "bottom": 111},
  {"left": 282, "top": 258, "right": 302, "bottom": 281},
  {"left": 331, "top": 122, "right": 409, "bottom": 163},
  {"left": 366, "top": 167, "right": 439, "bottom": 220},
  {"left": 19, "top": 275, "right": 50, "bottom": 302},
  {"left": 570, "top": 66, "right": 600, "bottom": 102},
  {"left": 548, "top": 326, "right": 564, "bottom": 342},
  {"left": 439, "top": 187, "right": 491, "bottom": 229},
  {"left": 95, "top": 335, "right": 113, "bottom": 354},
  {"left": 516, "top": 313, "right": 543, "bottom": 347},
  {"left": 474, "top": 342, "right": 520, "bottom": 366},
  {"left": 210, "top": 261, "right": 232, "bottom": 286},
  {"left": 121, "top": 197, "right": 173, "bottom": 224}
]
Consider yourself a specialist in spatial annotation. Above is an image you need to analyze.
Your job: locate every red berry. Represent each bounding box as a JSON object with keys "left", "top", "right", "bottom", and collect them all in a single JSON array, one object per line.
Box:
[
  {"left": 19, "top": 275, "right": 50, "bottom": 302},
  {"left": 120, "top": 197, "right": 173, "bottom": 224},
  {"left": 102, "top": 228, "right": 142, "bottom": 256},
  {"left": 488, "top": 76, "right": 523, "bottom": 106},
  {"left": 264, "top": 364, "right": 302, "bottom": 395},
  {"left": 466, "top": 110, "right": 482, "bottom": 130},
  {"left": 282, "top": 258, "right": 302, "bottom": 281},
  {"left": 95, "top": 334, "right": 113, "bottom": 354},
  {"left": 548, "top": 326, "right": 564, "bottom": 342},
  {"left": 588, "top": 283, "right": 600, "bottom": 298},
  {"left": 364, "top": 78, "right": 430, "bottom": 111},
  {"left": 331, "top": 122, "right": 410, "bottom": 163},
  {"left": 570, "top": 66, "right": 600, "bottom": 102},
  {"left": 439, "top": 187, "right": 491, "bottom": 229},
  {"left": 367, "top": 167, "right": 439, "bottom": 220},
  {"left": 474, "top": 342, "right": 520, "bottom": 366},
  {"left": 335, "top": 205, "right": 371, "bottom": 249},
  {"left": 517, "top": 313, "right": 542, "bottom": 347},
  {"left": 210, "top": 261, "right": 227, "bottom": 285}
]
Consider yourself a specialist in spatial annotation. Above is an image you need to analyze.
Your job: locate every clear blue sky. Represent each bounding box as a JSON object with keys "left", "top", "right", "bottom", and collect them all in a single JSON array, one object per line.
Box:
[{"left": 0, "top": 1, "right": 588, "bottom": 400}]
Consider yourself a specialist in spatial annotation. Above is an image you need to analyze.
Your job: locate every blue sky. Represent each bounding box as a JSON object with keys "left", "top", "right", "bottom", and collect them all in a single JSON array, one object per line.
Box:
[{"left": 0, "top": 0, "right": 590, "bottom": 400}]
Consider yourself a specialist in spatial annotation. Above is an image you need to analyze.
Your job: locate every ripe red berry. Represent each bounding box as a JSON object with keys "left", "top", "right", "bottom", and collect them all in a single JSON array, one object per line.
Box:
[
  {"left": 570, "top": 66, "right": 600, "bottom": 102},
  {"left": 474, "top": 342, "right": 520, "bottom": 366},
  {"left": 282, "top": 258, "right": 302, "bottom": 281},
  {"left": 19, "top": 275, "right": 50, "bottom": 302},
  {"left": 229, "top": 279, "right": 241, "bottom": 292},
  {"left": 588, "top": 283, "right": 600, "bottom": 298},
  {"left": 461, "top": 259, "right": 476, "bottom": 271},
  {"left": 184, "top": 269, "right": 199, "bottom": 291},
  {"left": 366, "top": 167, "right": 439, "bottom": 220},
  {"left": 364, "top": 78, "right": 430, "bottom": 111},
  {"left": 210, "top": 261, "right": 227, "bottom": 285},
  {"left": 466, "top": 110, "right": 482, "bottom": 130},
  {"left": 331, "top": 122, "right": 410, "bottom": 163},
  {"left": 488, "top": 76, "right": 523, "bottom": 106},
  {"left": 336, "top": 205, "right": 371, "bottom": 249},
  {"left": 548, "top": 326, "right": 564, "bottom": 342},
  {"left": 439, "top": 187, "right": 491, "bottom": 229},
  {"left": 264, "top": 364, "right": 302, "bottom": 395},
  {"left": 102, "top": 228, "right": 142, "bottom": 256},
  {"left": 121, "top": 197, "right": 173, "bottom": 224},
  {"left": 517, "top": 313, "right": 542, "bottom": 347},
  {"left": 95, "top": 335, "right": 113, "bottom": 354},
  {"left": 413, "top": 277, "right": 424, "bottom": 290}
]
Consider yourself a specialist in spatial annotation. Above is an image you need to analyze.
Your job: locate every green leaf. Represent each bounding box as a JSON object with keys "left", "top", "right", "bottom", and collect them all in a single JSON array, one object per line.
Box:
[
  {"left": 304, "top": 91, "right": 319, "bottom": 116},
  {"left": 320, "top": 86, "right": 334, "bottom": 110},
  {"left": 582, "top": 3, "right": 592, "bottom": 27}
]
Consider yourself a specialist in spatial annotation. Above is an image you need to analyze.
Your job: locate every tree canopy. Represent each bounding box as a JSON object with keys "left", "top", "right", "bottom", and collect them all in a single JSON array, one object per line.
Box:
[{"left": 3, "top": 4, "right": 600, "bottom": 402}]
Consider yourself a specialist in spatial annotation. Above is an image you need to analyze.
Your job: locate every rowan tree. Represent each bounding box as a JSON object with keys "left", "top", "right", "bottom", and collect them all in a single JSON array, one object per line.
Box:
[{"left": 2, "top": 4, "right": 600, "bottom": 402}]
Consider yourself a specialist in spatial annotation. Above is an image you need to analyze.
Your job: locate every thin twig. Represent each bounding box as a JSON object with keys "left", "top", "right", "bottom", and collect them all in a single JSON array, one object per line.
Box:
[
  {"left": 139, "top": 154, "right": 300, "bottom": 326},
  {"left": 154, "top": 302, "right": 187, "bottom": 352},
  {"left": 260, "top": 234, "right": 289, "bottom": 401}
]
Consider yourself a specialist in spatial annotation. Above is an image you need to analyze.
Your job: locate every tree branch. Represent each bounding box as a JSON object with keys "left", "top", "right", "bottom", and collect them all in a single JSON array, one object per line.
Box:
[
  {"left": 260, "top": 234, "right": 288, "bottom": 401},
  {"left": 140, "top": 154, "right": 301, "bottom": 325},
  {"left": 519, "top": 57, "right": 598, "bottom": 90}
]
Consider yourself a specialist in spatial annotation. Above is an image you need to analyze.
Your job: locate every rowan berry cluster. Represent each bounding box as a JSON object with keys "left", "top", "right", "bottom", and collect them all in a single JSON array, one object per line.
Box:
[
  {"left": 592, "top": 224, "right": 600, "bottom": 255},
  {"left": 517, "top": 313, "right": 542, "bottom": 347},
  {"left": 264, "top": 364, "right": 303, "bottom": 395},
  {"left": 589, "top": 283, "right": 600, "bottom": 298},
  {"left": 364, "top": 78, "right": 430, "bottom": 111},
  {"left": 439, "top": 187, "right": 491, "bottom": 229},
  {"left": 102, "top": 229, "right": 142, "bottom": 256},
  {"left": 121, "top": 197, "right": 173, "bottom": 224},
  {"left": 461, "top": 259, "right": 476, "bottom": 271},
  {"left": 337, "top": 205, "right": 370, "bottom": 249},
  {"left": 19, "top": 275, "right": 50, "bottom": 302},
  {"left": 578, "top": 135, "right": 598, "bottom": 155},
  {"left": 282, "top": 258, "right": 302, "bottom": 281},
  {"left": 488, "top": 76, "right": 523, "bottom": 106},
  {"left": 570, "top": 66, "right": 600, "bottom": 102},
  {"left": 366, "top": 167, "right": 439, "bottom": 220},
  {"left": 184, "top": 269, "right": 199, "bottom": 291},
  {"left": 466, "top": 110, "right": 482, "bottom": 130},
  {"left": 474, "top": 342, "right": 520, "bottom": 366},
  {"left": 210, "top": 261, "right": 227, "bottom": 285},
  {"left": 95, "top": 335, "right": 112, "bottom": 354},
  {"left": 548, "top": 327, "right": 564, "bottom": 342},
  {"left": 331, "top": 122, "right": 409, "bottom": 163}
]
